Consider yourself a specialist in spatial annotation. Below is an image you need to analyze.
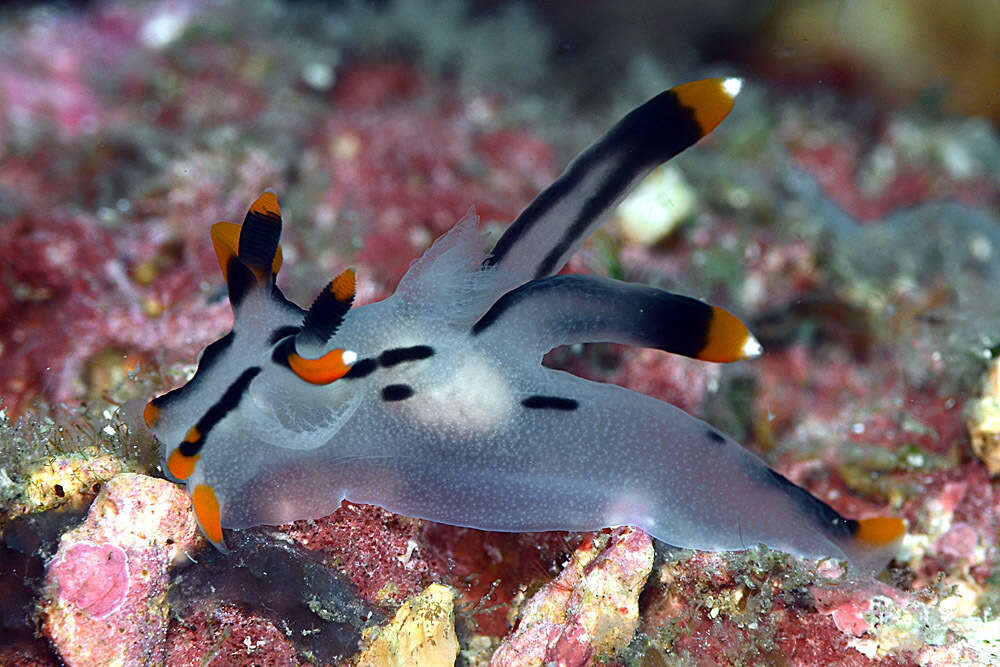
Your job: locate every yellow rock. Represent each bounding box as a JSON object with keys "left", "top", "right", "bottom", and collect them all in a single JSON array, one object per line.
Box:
[
  {"left": 22, "top": 448, "right": 125, "bottom": 516},
  {"left": 968, "top": 360, "right": 1000, "bottom": 475},
  {"left": 356, "top": 583, "right": 459, "bottom": 667}
]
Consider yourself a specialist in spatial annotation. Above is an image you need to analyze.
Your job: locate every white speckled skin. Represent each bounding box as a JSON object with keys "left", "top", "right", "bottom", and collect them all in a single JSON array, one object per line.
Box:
[{"left": 151, "top": 81, "right": 897, "bottom": 572}]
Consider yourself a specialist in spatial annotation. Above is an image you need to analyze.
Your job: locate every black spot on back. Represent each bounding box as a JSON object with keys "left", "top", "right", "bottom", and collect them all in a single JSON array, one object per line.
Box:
[
  {"left": 381, "top": 384, "right": 415, "bottom": 402},
  {"left": 379, "top": 346, "right": 434, "bottom": 367},
  {"left": 706, "top": 429, "right": 726, "bottom": 445},
  {"left": 521, "top": 395, "right": 579, "bottom": 411},
  {"left": 344, "top": 358, "right": 377, "bottom": 379}
]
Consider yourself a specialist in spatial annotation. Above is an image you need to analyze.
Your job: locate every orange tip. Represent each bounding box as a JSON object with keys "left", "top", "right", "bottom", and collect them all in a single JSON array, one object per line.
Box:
[
  {"left": 855, "top": 516, "right": 906, "bottom": 547},
  {"left": 330, "top": 268, "right": 356, "bottom": 302},
  {"left": 245, "top": 192, "right": 284, "bottom": 279},
  {"left": 270, "top": 244, "right": 284, "bottom": 277},
  {"left": 192, "top": 484, "right": 225, "bottom": 549},
  {"left": 698, "top": 306, "right": 761, "bottom": 362},
  {"left": 672, "top": 77, "right": 741, "bottom": 136},
  {"left": 210, "top": 222, "right": 242, "bottom": 281},
  {"left": 249, "top": 191, "right": 281, "bottom": 218},
  {"left": 288, "top": 348, "right": 357, "bottom": 384},
  {"left": 167, "top": 449, "right": 199, "bottom": 481},
  {"left": 143, "top": 401, "right": 161, "bottom": 429}
]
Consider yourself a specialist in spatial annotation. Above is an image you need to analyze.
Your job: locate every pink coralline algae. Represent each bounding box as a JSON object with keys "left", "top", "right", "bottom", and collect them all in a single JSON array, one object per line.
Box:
[
  {"left": 812, "top": 581, "right": 907, "bottom": 637},
  {"left": 39, "top": 473, "right": 198, "bottom": 666},
  {"left": 490, "top": 527, "right": 654, "bottom": 666},
  {"left": 50, "top": 542, "right": 130, "bottom": 620},
  {"left": 281, "top": 501, "right": 447, "bottom": 605},
  {"left": 313, "top": 62, "right": 555, "bottom": 291},
  {"left": 165, "top": 605, "right": 304, "bottom": 667}
]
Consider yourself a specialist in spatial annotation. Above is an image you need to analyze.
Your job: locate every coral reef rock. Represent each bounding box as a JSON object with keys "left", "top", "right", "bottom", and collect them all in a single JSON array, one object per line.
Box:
[
  {"left": 38, "top": 473, "right": 198, "bottom": 666},
  {"left": 356, "top": 582, "right": 460, "bottom": 667},
  {"left": 968, "top": 359, "right": 1000, "bottom": 476},
  {"left": 491, "top": 526, "right": 654, "bottom": 666}
]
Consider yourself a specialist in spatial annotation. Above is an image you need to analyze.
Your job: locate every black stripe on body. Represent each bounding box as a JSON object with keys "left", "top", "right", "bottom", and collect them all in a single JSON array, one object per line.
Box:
[
  {"left": 178, "top": 366, "right": 261, "bottom": 456},
  {"left": 238, "top": 209, "right": 281, "bottom": 275},
  {"left": 485, "top": 167, "right": 580, "bottom": 270},
  {"left": 470, "top": 291, "right": 511, "bottom": 335},
  {"left": 269, "top": 326, "right": 301, "bottom": 345},
  {"left": 344, "top": 358, "right": 377, "bottom": 379},
  {"left": 381, "top": 384, "right": 415, "bottom": 402},
  {"left": 760, "top": 468, "right": 859, "bottom": 542},
  {"left": 149, "top": 332, "right": 236, "bottom": 410},
  {"left": 484, "top": 88, "right": 703, "bottom": 278},
  {"left": 521, "top": 395, "right": 579, "bottom": 411},
  {"left": 271, "top": 337, "right": 295, "bottom": 368},
  {"left": 470, "top": 275, "right": 714, "bottom": 360},
  {"left": 379, "top": 345, "right": 435, "bottom": 367}
]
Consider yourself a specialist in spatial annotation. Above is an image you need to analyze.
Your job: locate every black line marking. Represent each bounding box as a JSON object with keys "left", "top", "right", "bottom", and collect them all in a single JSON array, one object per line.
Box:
[
  {"left": 149, "top": 332, "right": 235, "bottom": 410},
  {"left": 533, "top": 91, "right": 702, "bottom": 278},
  {"left": 485, "top": 88, "right": 703, "bottom": 276},
  {"left": 178, "top": 366, "right": 261, "bottom": 456},
  {"left": 760, "top": 468, "right": 858, "bottom": 541},
  {"left": 344, "top": 358, "right": 377, "bottom": 379},
  {"left": 471, "top": 291, "right": 514, "bottom": 335},
  {"left": 381, "top": 384, "right": 415, "bottom": 402},
  {"left": 269, "top": 326, "right": 301, "bottom": 345},
  {"left": 533, "top": 172, "right": 624, "bottom": 279},
  {"left": 271, "top": 337, "right": 294, "bottom": 368},
  {"left": 521, "top": 395, "right": 579, "bottom": 411},
  {"left": 706, "top": 429, "right": 726, "bottom": 445},
  {"left": 379, "top": 345, "right": 435, "bottom": 367},
  {"left": 472, "top": 274, "right": 713, "bottom": 359},
  {"left": 483, "top": 170, "right": 580, "bottom": 270}
]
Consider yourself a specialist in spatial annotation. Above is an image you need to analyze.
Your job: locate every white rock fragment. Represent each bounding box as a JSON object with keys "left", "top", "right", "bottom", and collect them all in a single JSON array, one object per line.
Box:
[{"left": 616, "top": 165, "right": 696, "bottom": 246}]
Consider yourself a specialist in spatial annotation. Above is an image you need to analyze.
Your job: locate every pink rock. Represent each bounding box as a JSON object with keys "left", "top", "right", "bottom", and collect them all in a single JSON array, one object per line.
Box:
[
  {"left": 821, "top": 592, "right": 873, "bottom": 636},
  {"left": 938, "top": 482, "right": 968, "bottom": 515},
  {"left": 813, "top": 580, "right": 909, "bottom": 639},
  {"left": 934, "top": 523, "right": 980, "bottom": 563},
  {"left": 51, "top": 542, "right": 130, "bottom": 620},
  {"left": 39, "top": 473, "right": 199, "bottom": 666},
  {"left": 491, "top": 527, "right": 654, "bottom": 666}
]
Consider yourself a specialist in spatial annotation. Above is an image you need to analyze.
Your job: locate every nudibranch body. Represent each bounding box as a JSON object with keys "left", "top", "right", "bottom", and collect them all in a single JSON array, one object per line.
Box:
[{"left": 145, "top": 79, "right": 904, "bottom": 572}]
